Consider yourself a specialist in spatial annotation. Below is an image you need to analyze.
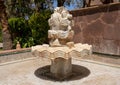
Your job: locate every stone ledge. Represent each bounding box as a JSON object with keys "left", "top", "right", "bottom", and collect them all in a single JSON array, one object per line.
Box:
[
  {"left": 0, "top": 48, "right": 31, "bottom": 56},
  {"left": 70, "top": 2, "right": 120, "bottom": 16},
  {"left": 0, "top": 48, "right": 35, "bottom": 64}
]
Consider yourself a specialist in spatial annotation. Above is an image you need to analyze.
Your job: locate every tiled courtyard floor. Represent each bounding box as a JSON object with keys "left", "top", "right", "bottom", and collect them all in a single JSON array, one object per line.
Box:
[{"left": 0, "top": 57, "right": 119, "bottom": 85}]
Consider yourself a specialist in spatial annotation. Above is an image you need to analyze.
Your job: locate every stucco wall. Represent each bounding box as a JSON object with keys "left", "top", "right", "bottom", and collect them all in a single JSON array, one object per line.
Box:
[{"left": 70, "top": 3, "right": 120, "bottom": 55}]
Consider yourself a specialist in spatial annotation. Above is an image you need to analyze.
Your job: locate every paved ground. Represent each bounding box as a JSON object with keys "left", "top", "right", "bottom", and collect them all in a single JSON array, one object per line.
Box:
[{"left": 0, "top": 57, "right": 119, "bottom": 85}]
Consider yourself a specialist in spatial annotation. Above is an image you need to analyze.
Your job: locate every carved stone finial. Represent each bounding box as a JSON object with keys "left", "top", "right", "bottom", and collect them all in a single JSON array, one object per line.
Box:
[{"left": 16, "top": 41, "right": 21, "bottom": 49}]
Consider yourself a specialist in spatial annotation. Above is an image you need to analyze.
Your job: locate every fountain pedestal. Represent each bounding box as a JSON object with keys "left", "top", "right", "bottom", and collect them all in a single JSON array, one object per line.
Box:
[{"left": 50, "top": 52, "right": 72, "bottom": 80}]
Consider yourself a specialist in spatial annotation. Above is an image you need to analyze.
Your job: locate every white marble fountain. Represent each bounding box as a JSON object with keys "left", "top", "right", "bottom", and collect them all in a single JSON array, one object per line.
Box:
[{"left": 32, "top": 6, "right": 92, "bottom": 80}]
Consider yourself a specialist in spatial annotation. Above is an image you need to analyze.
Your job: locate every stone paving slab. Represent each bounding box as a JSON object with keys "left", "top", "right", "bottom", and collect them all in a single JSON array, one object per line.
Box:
[{"left": 0, "top": 57, "right": 120, "bottom": 85}]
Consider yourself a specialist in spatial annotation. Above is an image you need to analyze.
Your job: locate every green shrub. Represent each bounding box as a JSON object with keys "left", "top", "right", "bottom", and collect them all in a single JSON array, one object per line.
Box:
[
  {"left": 28, "top": 10, "right": 51, "bottom": 45},
  {"left": 8, "top": 17, "right": 34, "bottom": 48},
  {"left": 8, "top": 10, "right": 51, "bottom": 48}
]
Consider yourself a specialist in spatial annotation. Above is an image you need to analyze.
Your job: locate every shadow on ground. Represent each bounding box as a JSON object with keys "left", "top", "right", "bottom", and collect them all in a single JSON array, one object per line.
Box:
[{"left": 34, "top": 64, "right": 90, "bottom": 81}]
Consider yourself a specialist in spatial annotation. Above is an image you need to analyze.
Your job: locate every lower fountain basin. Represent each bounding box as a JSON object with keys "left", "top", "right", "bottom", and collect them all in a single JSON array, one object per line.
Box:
[{"left": 32, "top": 43, "right": 92, "bottom": 80}]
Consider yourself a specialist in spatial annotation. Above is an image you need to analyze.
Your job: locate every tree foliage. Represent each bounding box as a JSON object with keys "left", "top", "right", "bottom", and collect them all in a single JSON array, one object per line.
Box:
[
  {"left": 51, "top": 0, "right": 84, "bottom": 8},
  {"left": 5, "top": 0, "right": 53, "bottom": 18}
]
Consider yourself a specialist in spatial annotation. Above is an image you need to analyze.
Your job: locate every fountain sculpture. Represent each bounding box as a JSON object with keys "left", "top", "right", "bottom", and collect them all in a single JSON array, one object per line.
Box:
[{"left": 32, "top": 7, "right": 92, "bottom": 80}]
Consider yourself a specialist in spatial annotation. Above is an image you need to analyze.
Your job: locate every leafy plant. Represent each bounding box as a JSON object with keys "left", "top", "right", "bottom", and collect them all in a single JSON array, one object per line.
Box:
[
  {"left": 28, "top": 10, "right": 51, "bottom": 45},
  {"left": 8, "top": 10, "right": 51, "bottom": 48},
  {"left": 8, "top": 17, "right": 34, "bottom": 48}
]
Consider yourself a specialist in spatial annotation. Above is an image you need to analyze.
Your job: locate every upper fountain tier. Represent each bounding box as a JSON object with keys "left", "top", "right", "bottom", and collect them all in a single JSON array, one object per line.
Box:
[{"left": 48, "top": 6, "right": 74, "bottom": 47}]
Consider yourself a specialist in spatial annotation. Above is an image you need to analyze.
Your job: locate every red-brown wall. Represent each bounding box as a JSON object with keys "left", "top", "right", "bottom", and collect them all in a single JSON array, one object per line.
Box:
[{"left": 70, "top": 3, "right": 120, "bottom": 55}]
